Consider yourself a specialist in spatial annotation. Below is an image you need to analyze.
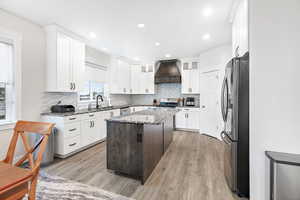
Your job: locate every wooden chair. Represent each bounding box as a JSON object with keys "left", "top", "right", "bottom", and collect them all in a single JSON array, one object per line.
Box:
[{"left": 0, "top": 121, "right": 54, "bottom": 200}]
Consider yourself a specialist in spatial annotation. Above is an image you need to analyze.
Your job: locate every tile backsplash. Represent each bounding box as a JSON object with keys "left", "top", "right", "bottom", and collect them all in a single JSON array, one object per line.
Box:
[
  {"left": 42, "top": 92, "right": 132, "bottom": 113},
  {"left": 42, "top": 83, "right": 199, "bottom": 113},
  {"left": 131, "top": 83, "right": 200, "bottom": 106},
  {"left": 42, "top": 92, "right": 78, "bottom": 113}
]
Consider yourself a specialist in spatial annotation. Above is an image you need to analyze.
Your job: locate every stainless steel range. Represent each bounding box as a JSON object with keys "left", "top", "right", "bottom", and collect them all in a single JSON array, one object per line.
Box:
[{"left": 159, "top": 98, "right": 178, "bottom": 108}]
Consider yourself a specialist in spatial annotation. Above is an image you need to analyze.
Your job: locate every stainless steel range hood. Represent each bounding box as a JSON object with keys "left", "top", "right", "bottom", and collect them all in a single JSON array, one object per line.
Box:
[{"left": 155, "top": 59, "right": 181, "bottom": 84}]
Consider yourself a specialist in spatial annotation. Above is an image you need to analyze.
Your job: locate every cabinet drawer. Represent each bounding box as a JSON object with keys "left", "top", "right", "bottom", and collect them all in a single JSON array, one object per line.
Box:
[
  {"left": 64, "top": 135, "right": 81, "bottom": 154},
  {"left": 81, "top": 113, "right": 97, "bottom": 120},
  {"left": 64, "top": 115, "right": 81, "bottom": 123},
  {"left": 64, "top": 122, "right": 80, "bottom": 138}
]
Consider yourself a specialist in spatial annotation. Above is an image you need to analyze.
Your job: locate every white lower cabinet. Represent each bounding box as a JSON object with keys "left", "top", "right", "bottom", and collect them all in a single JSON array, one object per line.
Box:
[
  {"left": 42, "top": 109, "right": 120, "bottom": 158},
  {"left": 175, "top": 108, "right": 200, "bottom": 131}
]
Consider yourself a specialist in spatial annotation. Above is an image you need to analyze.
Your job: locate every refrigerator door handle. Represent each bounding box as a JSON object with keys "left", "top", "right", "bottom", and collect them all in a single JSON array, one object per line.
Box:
[
  {"left": 221, "top": 131, "right": 237, "bottom": 144},
  {"left": 221, "top": 131, "right": 231, "bottom": 145},
  {"left": 221, "top": 77, "right": 229, "bottom": 121}
]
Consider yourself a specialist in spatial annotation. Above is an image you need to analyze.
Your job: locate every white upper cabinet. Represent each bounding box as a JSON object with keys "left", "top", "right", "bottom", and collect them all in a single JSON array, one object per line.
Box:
[
  {"left": 45, "top": 25, "right": 85, "bottom": 92},
  {"left": 232, "top": 0, "right": 248, "bottom": 57},
  {"left": 110, "top": 58, "right": 131, "bottom": 94},
  {"left": 130, "top": 64, "right": 155, "bottom": 94},
  {"left": 131, "top": 64, "right": 142, "bottom": 94},
  {"left": 181, "top": 59, "right": 200, "bottom": 94}
]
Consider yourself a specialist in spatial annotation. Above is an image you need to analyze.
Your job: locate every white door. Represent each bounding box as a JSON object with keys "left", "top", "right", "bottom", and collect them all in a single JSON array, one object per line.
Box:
[{"left": 199, "top": 71, "right": 220, "bottom": 138}]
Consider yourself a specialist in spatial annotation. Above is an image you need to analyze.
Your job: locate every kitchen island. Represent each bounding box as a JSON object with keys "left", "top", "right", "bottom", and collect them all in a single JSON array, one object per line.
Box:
[{"left": 106, "top": 108, "right": 177, "bottom": 184}]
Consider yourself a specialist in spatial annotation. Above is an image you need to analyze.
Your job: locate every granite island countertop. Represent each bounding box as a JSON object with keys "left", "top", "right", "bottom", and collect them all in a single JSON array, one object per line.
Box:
[{"left": 106, "top": 107, "right": 179, "bottom": 125}]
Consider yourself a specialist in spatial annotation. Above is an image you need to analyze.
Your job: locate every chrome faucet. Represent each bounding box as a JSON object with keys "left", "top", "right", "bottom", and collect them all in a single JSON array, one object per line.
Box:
[{"left": 96, "top": 95, "right": 104, "bottom": 109}]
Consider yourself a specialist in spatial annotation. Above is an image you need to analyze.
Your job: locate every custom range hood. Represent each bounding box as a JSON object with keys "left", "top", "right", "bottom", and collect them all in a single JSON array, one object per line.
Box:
[{"left": 155, "top": 59, "right": 181, "bottom": 84}]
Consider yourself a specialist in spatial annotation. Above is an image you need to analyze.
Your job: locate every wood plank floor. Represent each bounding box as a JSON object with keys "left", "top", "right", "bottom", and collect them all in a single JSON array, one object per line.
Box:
[{"left": 44, "top": 131, "right": 241, "bottom": 200}]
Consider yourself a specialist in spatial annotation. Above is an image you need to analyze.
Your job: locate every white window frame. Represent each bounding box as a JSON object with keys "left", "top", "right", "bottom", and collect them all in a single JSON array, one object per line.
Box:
[
  {"left": 0, "top": 27, "right": 22, "bottom": 130},
  {"left": 78, "top": 81, "right": 107, "bottom": 103},
  {"left": 78, "top": 63, "right": 108, "bottom": 106}
]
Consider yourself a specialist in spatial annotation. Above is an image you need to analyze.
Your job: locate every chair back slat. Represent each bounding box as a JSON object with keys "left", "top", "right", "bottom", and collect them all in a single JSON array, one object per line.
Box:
[
  {"left": 3, "top": 121, "right": 54, "bottom": 170},
  {"left": 20, "top": 132, "right": 35, "bottom": 169}
]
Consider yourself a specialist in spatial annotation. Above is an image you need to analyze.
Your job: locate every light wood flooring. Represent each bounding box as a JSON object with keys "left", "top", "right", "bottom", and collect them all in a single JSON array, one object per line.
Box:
[{"left": 44, "top": 131, "right": 241, "bottom": 200}]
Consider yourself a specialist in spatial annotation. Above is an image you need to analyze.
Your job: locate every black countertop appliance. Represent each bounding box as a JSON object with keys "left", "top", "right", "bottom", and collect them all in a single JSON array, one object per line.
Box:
[{"left": 51, "top": 105, "right": 75, "bottom": 113}]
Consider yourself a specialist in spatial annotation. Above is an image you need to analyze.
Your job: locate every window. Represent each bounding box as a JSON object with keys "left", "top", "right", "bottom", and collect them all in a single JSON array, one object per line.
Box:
[
  {"left": 0, "top": 41, "right": 14, "bottom": 123},
  {"left": 0, "top": 29, "right": 21, "bottom": 126},
  {"left": 79, "top": 81, "right": 106, "bottom": 102}
]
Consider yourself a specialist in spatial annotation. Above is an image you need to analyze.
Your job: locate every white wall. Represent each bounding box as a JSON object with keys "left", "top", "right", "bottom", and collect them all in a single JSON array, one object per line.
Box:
[
  {"left": 0, "top": 9, "right": 46, "bottom": 159},
  {"left": 199, "top": 44, "right": 232, "bottom": 135},
  {"left": 199, "top": 44, "right": 232, "bottom": 72},
  {"left": 249, "top": 0, "right": 300, "bottom": 199}
]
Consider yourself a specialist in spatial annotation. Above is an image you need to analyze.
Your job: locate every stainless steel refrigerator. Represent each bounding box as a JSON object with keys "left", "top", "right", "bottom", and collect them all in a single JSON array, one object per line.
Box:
[{"left": 221, "top": 52, "right": 249, "bottom": 197}]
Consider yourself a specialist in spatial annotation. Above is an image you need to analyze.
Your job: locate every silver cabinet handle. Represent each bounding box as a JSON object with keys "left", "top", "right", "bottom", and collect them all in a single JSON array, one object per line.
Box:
[
  {"left": 69, "top": 117, "right": 76, "bottom": 121},
  {"left": 89, "top": 114, "right": 95, "bottom": 117},
  {"left": 69, "top": 128, "right": 77, "bottom": 132},
  {"left": 70, "top": 83, "right": 73, "bottom": 90},
  {"left": 69, "top": 142, "right": 77, "bottom": 147},
  {"left": 73, "top": 83, "right": 76, "bottom": 90}
]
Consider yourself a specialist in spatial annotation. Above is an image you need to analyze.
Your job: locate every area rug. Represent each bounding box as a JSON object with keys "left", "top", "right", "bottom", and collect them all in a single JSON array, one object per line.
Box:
[{"left": 23, "top": 172, "right": 134, "bottom": 200}]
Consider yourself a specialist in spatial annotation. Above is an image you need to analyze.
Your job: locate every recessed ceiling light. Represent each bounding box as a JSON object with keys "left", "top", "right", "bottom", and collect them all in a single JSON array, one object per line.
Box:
[
  {"left": 155, "top": 42, "right": 161, "bottom": 46},
  {"left": 202, "top": 33, "right": 211, "bottom": 40},
  {"left": 134, "top": 57, "right": 140, "bottom": 61},
  {"left": 203, "top": 7, "right": 213, "bottom": 17},
  {"left": 165, "top": 54, "right": 171, "bottom": 58},
  {"left": 137, "top": 24, "right": 145, "bottom": 28},
  {"left": 102, "top": 48, "right": 108, "bottom": 51},
  {"left": 89, "top": 32, "right": 97, "bottom": 39}
]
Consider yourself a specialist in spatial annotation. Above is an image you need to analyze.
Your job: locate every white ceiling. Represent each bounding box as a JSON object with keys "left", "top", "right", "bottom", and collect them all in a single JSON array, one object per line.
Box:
[{"left": 0, "top": 0, "right": 233, "bottom": 63}]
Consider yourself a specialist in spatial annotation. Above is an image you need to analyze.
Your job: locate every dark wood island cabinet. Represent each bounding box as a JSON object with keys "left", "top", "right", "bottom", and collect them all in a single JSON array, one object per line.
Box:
[{"left": 106, "top": 108, "right": 177, "bottom": 184}]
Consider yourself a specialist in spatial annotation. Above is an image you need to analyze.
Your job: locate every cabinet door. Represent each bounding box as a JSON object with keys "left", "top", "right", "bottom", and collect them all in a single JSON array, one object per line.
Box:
[
  {"left": 131, "top": 65, "right": 139, "bottom": 94},
  {"left": 124, "top": 62, "right": 131, "bottom": 94},
  {"left": 57, "top": 33, "right": 72, "bottom": 92},
  {"left": 186, "top": 111, "right": 200, "bottom": 130},
  {"left": 232, "top": 0, "right": 248, "bottom": 57},
  {"left": 140, "top": 65, "right": 147, "bottom": 94},
  {"left": 110, "top": 59, "right": 120, "bottom": 94},
  {"left": 175, "top": 111, "right": 187, "bottom": 129},
  {"left": 145, "top": 64, "right": 155, "bottom": 94},
  {"left": 81, "top": 120, "right": 95, "bottom": 146},
  {"left": 71, "top": 39, "right": 85, "bottom": 92},
  {"left": 190, "top": 61, "right": 200, "bottom": 94},
  {"left": 96, "top": 111, "right": 111, "bottom": 140},
  {"left": 181, "top": 61, "right": 191, "bottom": 94},
  {"left": 117, "top": 60, "right": 131, "bottom": 94}
]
